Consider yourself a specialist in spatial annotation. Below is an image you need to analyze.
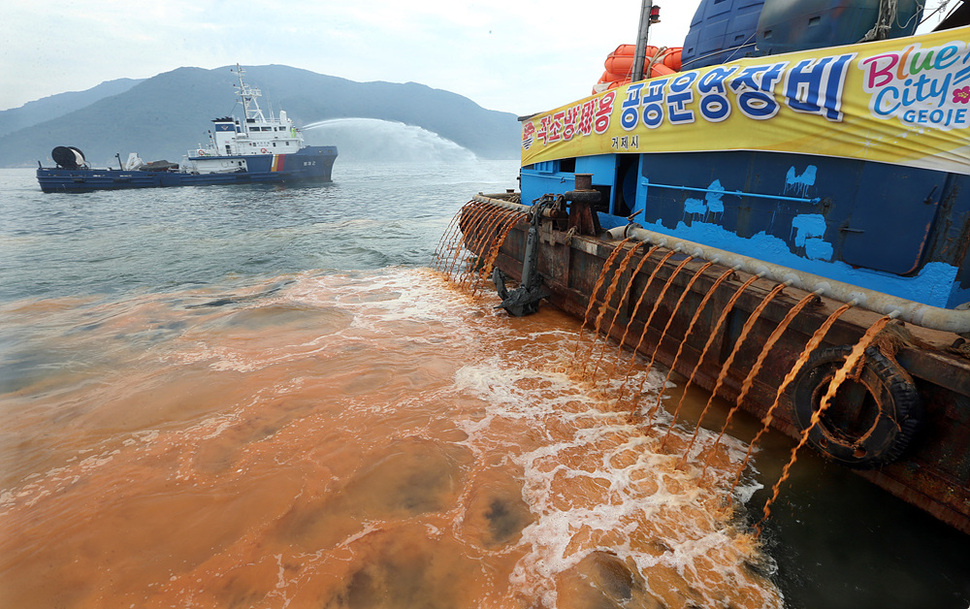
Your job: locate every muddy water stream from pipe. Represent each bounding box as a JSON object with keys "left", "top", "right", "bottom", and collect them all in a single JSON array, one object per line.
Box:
[{"left": 0, "top": 271, "right": 779, "bottom": 608}]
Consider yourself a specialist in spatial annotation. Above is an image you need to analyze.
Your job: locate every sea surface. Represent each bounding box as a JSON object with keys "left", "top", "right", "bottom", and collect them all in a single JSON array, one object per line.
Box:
[{"left": 2, "top": 148, "right": 969, "bottom": 608}]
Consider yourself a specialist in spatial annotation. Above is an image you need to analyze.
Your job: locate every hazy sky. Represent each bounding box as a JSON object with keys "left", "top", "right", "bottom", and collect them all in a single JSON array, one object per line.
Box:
[
  {"left": 0, "top": 1, "right": 698, "bottom": 115},
  {"left": 2, "top": 1, "right": 951, "bottom": 116}
]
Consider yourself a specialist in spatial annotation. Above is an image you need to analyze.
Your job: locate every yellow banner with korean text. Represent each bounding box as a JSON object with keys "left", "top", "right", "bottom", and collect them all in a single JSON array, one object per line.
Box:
[{"left": 520, "top": 26, "right": 970, "bottom": 175}]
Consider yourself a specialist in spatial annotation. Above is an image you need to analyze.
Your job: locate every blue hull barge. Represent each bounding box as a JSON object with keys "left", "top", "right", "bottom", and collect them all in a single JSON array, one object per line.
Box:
[
  {"left": 36, "top": 64, "right": 337, "bottom": 193},
  {"left": 461, "top": 1, "right": 970, "bottom": 534}
]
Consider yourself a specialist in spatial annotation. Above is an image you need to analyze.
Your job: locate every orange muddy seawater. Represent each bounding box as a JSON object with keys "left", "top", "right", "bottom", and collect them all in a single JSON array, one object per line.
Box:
[{"left": 0, "top": 269, "right": 781, "bottom": 608}]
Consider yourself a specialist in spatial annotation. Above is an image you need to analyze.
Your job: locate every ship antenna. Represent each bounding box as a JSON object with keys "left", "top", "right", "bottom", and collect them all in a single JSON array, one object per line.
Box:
[{"left": 233, "top": 63, "right": 266, "bottom": 122}]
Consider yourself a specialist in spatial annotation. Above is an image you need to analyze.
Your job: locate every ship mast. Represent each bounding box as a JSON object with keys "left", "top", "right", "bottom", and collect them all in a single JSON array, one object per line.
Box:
[
  {"left": 233, "top": 63, "right": 266, "bottom": 122},
  {"left": 632, "top": 1, "right": 661, "bottom": 82}
]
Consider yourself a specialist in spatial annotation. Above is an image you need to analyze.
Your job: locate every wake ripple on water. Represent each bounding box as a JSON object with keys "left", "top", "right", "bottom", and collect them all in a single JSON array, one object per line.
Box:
[{"left": 0, "top": 268, "right": 781, "bottom": 608}]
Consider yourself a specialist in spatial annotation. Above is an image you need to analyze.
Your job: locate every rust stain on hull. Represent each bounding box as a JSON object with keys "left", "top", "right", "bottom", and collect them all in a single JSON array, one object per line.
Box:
[{"left": 468, "top": 198, "right": 970, "bottom": 535}]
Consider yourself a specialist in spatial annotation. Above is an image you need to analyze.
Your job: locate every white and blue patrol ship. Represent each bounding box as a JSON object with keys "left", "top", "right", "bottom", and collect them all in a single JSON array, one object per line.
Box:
[{"left": 36, "top": 65, "right": 337, "bottom": 192}]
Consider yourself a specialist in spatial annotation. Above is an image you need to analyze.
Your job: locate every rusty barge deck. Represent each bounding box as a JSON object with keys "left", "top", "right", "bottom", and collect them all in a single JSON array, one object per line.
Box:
[{"left": 462, "top": 194, "right": 970, "bottom": 535}]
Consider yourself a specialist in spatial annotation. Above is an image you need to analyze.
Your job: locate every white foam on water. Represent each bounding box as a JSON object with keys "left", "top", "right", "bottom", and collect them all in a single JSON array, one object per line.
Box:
[
  {"left": 287, "top": 269, "right": 485, "bottom": 332},
  {"left": 446, "top": 312, "right": 782, "bottom": 608}
]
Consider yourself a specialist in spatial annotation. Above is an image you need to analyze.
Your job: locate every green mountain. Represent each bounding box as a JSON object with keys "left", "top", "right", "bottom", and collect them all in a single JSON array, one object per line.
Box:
[
  {"left": 0, "top": 77, "right": 144, "bottom": 139},
  {"left": 0, "top": 65, "right": 520, "bottom": 167}
]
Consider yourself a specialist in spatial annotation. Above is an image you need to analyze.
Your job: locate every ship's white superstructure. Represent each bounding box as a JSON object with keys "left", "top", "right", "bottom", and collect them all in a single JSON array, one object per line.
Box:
[{"left": 186, "top": 64, "right": 305, "bottom": 174}]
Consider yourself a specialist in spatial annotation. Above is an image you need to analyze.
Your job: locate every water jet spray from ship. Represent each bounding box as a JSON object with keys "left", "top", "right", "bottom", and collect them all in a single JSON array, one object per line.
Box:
[{"left": 303, "top": 118, "right": 477, "bottom": 163}]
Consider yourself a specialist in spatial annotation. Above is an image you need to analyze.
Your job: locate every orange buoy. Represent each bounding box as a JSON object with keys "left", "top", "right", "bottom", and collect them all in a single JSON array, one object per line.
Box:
[
  {"left": 610, "top": 43, "right": 649, "bottom": 57},
  {"left": 604, "top": 44, "right": 681, "bottom": 78},
  {"left": 662, "top": 47, "right": 682, "bottom": 71},
  {"left": 605, "top": 55, "right": 633, "bottom": 77},
  {"left": 593, "top": 44, "right": 682, "bottom": 93},
  {"left": 604, "top": 70, "right": 627, "bottom": 83},
  {"left": 605, "top": 45, "right": 660, "bottom": 76}
]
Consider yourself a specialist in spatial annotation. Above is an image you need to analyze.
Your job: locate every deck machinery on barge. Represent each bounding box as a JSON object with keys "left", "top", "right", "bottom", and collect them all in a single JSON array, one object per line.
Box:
[{"left": 463, "top": 0, "right": 970, "bottom": 534}]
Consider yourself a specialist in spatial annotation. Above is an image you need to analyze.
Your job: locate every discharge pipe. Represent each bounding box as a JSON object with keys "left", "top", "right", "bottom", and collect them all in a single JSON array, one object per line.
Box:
[{"left": 471, "top": 194, "right": 970, "bottom": 334}]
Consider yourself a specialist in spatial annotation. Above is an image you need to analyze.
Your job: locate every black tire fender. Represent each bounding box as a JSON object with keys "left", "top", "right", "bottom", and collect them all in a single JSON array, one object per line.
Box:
[{"left": 790, "top": 346, "right": 922, "bottom": 470}]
